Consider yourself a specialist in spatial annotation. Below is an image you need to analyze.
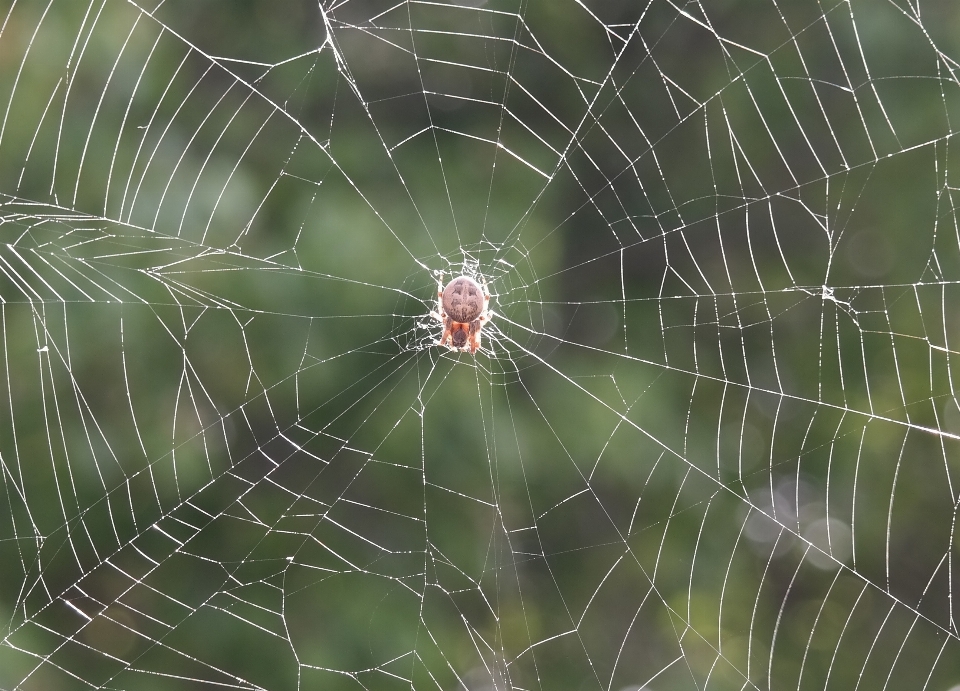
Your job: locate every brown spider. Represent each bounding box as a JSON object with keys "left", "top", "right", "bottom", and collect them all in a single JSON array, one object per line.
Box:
[{"left": 431, "top": 275, "right": 492, "bottom": 354}]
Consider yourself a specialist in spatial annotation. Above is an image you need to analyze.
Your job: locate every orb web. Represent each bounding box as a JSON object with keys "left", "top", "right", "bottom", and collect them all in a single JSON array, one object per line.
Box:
[{"left": 1, "top": 0, "right": 960, "bottom": 689}]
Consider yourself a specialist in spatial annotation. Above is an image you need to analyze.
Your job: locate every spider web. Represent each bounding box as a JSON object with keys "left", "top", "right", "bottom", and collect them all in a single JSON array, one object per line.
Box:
[{"left": 1, "top": 0, "right": 960, "bottom": 689}]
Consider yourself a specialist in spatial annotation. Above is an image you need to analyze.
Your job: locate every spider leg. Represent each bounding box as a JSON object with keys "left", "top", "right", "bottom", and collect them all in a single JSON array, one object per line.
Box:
[
  {"left": 466, "top": 319, "right": 482, "bottom": 354},
  {"left": 431, "top": 309, "right": 453, "bottom": 348},
  {"left": 438, "top": 316, "right": 454, "bottom": 347},
  {"left": 468, "top": 328, "right": 481, "bottom": 354}
]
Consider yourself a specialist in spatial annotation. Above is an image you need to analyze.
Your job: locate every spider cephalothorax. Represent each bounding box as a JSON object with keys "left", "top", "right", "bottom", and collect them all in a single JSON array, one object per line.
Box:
[{"left": 431, "top": 275, "right": 492, "bottom": 354}]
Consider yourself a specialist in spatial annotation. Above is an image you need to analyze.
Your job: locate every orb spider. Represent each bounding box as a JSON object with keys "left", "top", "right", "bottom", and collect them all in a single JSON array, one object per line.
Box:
[{"left": 431, "top": 275, "right": 492, "bottom": 354}]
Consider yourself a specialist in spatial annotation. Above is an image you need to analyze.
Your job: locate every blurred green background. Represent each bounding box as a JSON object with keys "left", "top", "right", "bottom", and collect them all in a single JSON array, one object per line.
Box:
[{"left": 2, "top": 0, "right": 960, "bottom": 689}]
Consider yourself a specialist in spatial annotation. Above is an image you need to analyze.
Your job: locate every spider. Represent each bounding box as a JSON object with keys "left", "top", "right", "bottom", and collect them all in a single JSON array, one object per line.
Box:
[{"left": 431, "top": 274, "right": 492, "bottom": 354}]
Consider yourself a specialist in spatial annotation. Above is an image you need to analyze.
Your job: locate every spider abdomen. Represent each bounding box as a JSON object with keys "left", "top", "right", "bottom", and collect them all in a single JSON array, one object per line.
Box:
[{"left": 441, "top": 276, "right": 484, "bottom": 323}]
